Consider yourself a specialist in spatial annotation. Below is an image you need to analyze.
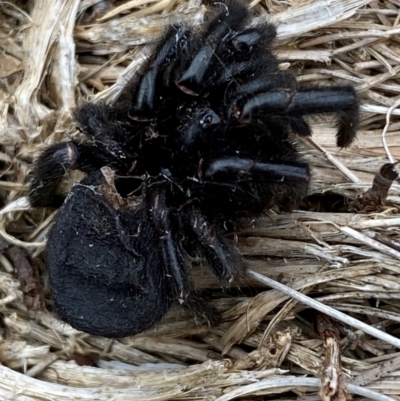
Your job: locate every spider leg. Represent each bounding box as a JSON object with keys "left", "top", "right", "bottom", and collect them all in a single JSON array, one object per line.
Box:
[
  {"left": 75, "top": 103, "right": 137, "bottom": 171},
  {"left": 234, "top": 86, "right": 359, "bottom": 147},
  {"left": 176, "top": 1, "right": 253, "bottom": 95},
  {"left": 185, "top": 208, "right": 242, "bottom": 282},
  {"left": 225, "top": 72, "right": 312, "bottom": 136},
  {"left": 193, "top": 155, "right": 311, "bottom": 215},
  {"left": 228, "top": 72, "right": 295, "bottom": 100},
  {"left": 29, "top": 142, "right": 79, "bottom": 207},
  {"left": 150, "top": 185, "right": 217, "bottom": 321},
  {"left": 203, "top": 156, "right": 310, "bottom": 184},
  {"left": 30, "top": 102, "right": 138, "bottom": 207},
  {"left": 151, "top": 185, "right": 191, "bottom": 302},
  {"left": 129, "top": 25, "right": 190, "bottom": 121},
  {"left": 149, "top": 183, "right": 242, "bottom": 316},
  {"left": 231, "top": 26, "right": 276, "bottom": 50},
  {"left": 29, "top": 133, "right": 129, "bottom": 208},
  {"left": 286, "top": 116, "right": 312, "bottom": 137}
]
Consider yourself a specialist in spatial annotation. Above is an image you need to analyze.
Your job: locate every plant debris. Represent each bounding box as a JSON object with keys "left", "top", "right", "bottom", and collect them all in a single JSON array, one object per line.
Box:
[
  {"left": 346, "top": 162, "right": 399, "bottom": 212},
  {"left": 1, "top": 0, "right": 400, "bottom": 400}
]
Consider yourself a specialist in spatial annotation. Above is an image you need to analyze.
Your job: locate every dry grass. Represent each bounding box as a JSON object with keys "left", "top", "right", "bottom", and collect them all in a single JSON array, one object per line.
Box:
[{"left": 1, "top": 0, "right": 400, "bottom": 400}]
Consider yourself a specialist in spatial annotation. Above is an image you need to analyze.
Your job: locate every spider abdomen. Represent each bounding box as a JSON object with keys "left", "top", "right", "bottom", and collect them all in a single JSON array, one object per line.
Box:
[{"left": 47, "top": 173, "right": 171, "bottom": 337}]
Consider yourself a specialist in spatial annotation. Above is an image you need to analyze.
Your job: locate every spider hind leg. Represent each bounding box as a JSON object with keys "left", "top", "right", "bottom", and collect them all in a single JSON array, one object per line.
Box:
[
  {"left": 29, "top": 142, "right": 79, "bottom": 208},
  {"left": 186, "top": 208, "right": 243, "bottom": 283},
  {"left": 151, "top": 186, "right": 192, "bottom": 302}
]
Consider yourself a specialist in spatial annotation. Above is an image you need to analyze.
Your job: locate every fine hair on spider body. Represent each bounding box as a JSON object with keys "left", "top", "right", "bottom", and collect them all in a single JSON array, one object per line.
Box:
[{"left": 29, "top": 0, "right": 359, "bottom": 338}]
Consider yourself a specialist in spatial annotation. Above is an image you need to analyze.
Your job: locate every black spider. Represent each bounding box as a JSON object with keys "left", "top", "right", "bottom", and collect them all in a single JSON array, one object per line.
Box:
[{"left": 29, "top": 0, "right": 359, "bottom": 338}]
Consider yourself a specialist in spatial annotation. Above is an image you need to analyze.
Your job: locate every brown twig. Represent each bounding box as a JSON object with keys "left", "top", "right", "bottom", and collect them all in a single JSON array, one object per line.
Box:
[
  {"left": 316, "top": 313, "right": 347, "bottom": 401},
  {"left": 346, "top": 162, "right": 399, "bottom": 212},
  {"left": 6, "top": 246, "right": 43, "bottom": 311}
]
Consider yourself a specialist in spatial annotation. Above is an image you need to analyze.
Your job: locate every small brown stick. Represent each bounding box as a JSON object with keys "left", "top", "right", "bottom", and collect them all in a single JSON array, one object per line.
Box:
[
  {"left": 346, "top": 162, "right": 399, "bottom": 212},
  {"left": 6, "top": 246, "right": 43, "bottom": 311},
  {"left": 67, "top": 351, "right": 98, "bottom": 367},
  {"left": 316, "top": 313, "right": 347, "bottom": 401}
]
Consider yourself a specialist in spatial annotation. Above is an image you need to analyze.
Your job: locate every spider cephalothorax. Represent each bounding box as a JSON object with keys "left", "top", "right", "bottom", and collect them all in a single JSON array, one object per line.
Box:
[{"left": 29, "top": 0, "right": 359, "bottom": 337}]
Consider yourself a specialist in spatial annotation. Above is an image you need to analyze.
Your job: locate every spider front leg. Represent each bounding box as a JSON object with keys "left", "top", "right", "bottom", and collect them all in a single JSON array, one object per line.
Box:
[
  {"left": 129, "top": 26, "right": 190, "bottom": 121},
  {"left": 203, "top": 156, "right": 310, "bottom": 183},
  {"left": 175, "top": 0, "right": 251, "bottom": 96},
  {"left": 234, "top": 86, "right": 359, "bottom": 148},
  {"left": 176, "top": 24, "right": 277, "bottom": 96},
  {"left": 199, "top": 155, "right": 311, "bottom": 214},
  {"left": 226, "top": 72, "right": 312, "bottom": 137}
]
